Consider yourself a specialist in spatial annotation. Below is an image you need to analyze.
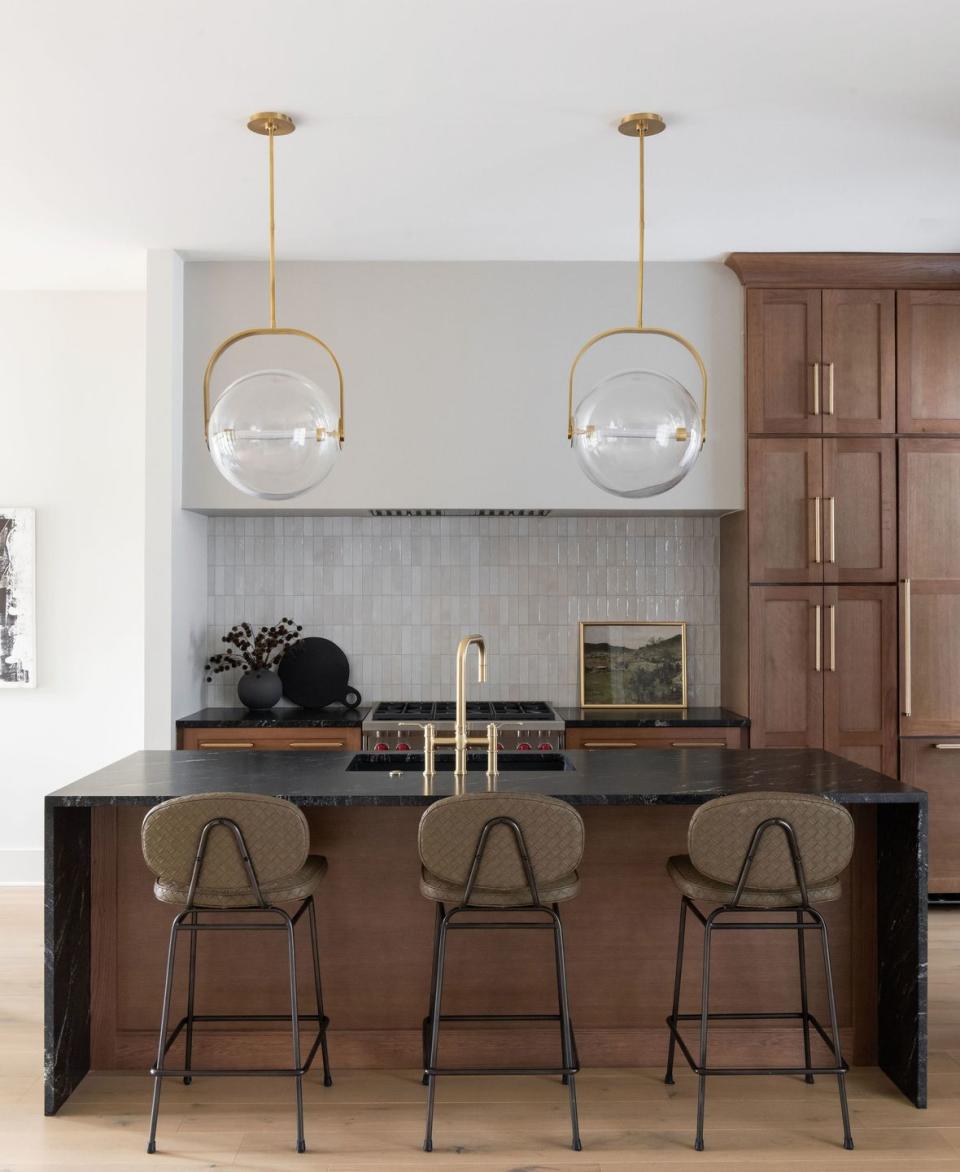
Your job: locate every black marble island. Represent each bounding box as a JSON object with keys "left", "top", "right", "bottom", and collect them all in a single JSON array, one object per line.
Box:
[{"left": 45, "top": 747, "right": 926, "bottom": 1117}]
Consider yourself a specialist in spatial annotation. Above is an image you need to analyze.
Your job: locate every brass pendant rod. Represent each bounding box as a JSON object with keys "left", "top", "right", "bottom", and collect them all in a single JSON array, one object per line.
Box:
[
  {"left": 267, "top": 122, "right": 277, "bottom": 329},
  {"left": 636, "top": 125, "right": 645, "bottom": 329}
]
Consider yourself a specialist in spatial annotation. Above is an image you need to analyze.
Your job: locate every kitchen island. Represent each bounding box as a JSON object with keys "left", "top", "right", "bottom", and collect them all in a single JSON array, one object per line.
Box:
[{"left": 45, "top": 748, "right": 926, "bottom": 1116}]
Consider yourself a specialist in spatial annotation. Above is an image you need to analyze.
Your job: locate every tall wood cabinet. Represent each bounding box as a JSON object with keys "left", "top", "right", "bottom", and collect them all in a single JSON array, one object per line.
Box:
[{"left": 725, "top": 253, "right": 960, "bottom": 892}]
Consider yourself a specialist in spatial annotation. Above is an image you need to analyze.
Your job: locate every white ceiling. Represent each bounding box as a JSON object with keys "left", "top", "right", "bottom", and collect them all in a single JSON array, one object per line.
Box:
[{"left": 2, "top": 0, "right": 959, "bottom": 288}]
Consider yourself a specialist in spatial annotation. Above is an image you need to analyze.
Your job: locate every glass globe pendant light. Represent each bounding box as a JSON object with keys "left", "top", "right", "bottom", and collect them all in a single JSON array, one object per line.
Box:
[
  {"left": 567, "top": 113, "right": 708, "bottom": 498},
  {"left": 203, "top": 112, "right": 345, "bottom": 500}
]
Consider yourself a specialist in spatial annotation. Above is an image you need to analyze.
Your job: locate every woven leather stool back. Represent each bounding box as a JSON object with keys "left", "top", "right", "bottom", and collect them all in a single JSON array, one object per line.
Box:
[
  {"left": 688, "top": 792, "right": 854, "bottom": 891},
  {"left": 418, "top": 792, "right": 584, "bottom": 894},
  {"left": 142, "top": 792, "right": 310, "bottom": 893}
]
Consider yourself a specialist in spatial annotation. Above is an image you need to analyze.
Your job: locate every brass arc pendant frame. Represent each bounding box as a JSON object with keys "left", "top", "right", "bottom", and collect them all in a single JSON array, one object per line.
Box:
[
  {"left": 566, "top": 113, "right": 708, "bottom": 447},
  {"left": 202, "top": 112, "right": 345, "bottom": 448}
]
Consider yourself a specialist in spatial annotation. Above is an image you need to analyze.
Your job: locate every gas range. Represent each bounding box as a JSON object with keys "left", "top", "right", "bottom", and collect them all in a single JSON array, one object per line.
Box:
[{"left": 362, "top": 700, "right": 565, "bottom": 753}]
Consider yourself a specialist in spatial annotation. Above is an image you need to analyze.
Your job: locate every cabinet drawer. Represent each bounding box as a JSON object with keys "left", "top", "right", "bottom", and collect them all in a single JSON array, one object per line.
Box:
[
  {"left": 901, "top": 738, "right": 960, "bottom": 893},
  {"left": 178, "top": 727, "right": 361, "bottom": 751},
  {"left": 566, "top": 727, "right": 744, "bottom": 750}
]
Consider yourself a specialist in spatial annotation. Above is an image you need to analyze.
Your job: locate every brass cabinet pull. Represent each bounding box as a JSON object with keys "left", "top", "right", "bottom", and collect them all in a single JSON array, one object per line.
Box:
[
  {"left": 287, "top": 740, "right": 346, "bottom": 749},
  {"left": 828, "top": 604, "right": 836, "bottom": 672},
  {"left": 902, "top": 579, "right": 912, "bottom": 717},
  {"left": 933, "top": 744, "right": 960, "bottom": 750},
  {"left": 812, "top": 362, "right": 821, "bottom": 416},
  {"left": 811, "top": 497, "right": 822, "bottom": 564},
  {"left": 198, "top": 741, "right": 255, "bottom": 749},
  {"left": 814, "top": 604, "right": 822, "bottom": 673},
  {"left": 825, "top": 362, "right": 835, "bottom": 415},
  {"left": 670, "top": 740, "right": 728, "bottom": 748},
  {"left": 826, "top": 497, "right": 836, "bottom": 564},
  {"left": 582, "top": 740, "right": 640, "bottom": 748}
]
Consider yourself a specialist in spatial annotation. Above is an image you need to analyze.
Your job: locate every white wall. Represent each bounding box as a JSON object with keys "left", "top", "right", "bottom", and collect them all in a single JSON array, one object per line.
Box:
[
  {"left": 183, "top": 261, "right": 744, "bottom": 514},
  {"left": 144, "top": 253, "right": 207, "bottom": 749},
  {"left": 0, "top": 292, "right": 146, "bottom": 881}
]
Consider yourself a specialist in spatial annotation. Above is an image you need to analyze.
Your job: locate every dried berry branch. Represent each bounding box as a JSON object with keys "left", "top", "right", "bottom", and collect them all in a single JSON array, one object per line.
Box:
[{"left": 205, "top": 618, "right": 303, "bottom": 681}]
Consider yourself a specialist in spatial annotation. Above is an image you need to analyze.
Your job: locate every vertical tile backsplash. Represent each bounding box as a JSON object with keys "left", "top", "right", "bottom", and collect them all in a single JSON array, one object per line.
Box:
[{"left": 205, "top": 515, "right": 721, "bottom": 708}]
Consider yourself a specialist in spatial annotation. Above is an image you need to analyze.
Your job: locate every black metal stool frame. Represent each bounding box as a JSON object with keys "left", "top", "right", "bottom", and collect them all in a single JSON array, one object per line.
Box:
[
  {"left": 663, "top": 815, "right": 854, "bottom": 1152},
  {"left": 421, "top": 815, "right": 582, "bottom": 1153},
  {"left": 147, "top": 816, "right": 333, "bottom": 1156}
]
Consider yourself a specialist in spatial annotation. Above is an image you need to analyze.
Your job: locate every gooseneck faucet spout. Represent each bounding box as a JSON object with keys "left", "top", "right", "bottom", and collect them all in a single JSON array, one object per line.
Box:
[{"left": 424, "top": 634, "right": 498, "bottom": 780}]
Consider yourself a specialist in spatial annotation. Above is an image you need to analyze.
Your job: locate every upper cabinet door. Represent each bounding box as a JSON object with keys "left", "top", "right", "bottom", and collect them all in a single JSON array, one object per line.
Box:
[
  {"left": 898, "top": 291, "right": 960, "bottom": 433},
  {"left": 747, "top": 289, "right": 822, "bottom": 434},
  {"left": 821, "top": 290, "right": 895, "bottom": 434},
  {"left": 822, "top": 438, "right": 896, "bottom": 583},
  {"left": 899, "top": 438, "right": 960, "bottom": 581},
  {"left": 748, "top": 438, "right": 824, "bottom": 583}
]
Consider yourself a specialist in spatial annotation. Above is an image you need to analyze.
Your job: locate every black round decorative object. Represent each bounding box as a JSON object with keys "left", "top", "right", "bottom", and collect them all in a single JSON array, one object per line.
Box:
[
  {"left": 278, "top": 637, "right": 362, "bottom": 709},
  {"left": 237, "top": 668, "right": 283, "bottom": 710}
]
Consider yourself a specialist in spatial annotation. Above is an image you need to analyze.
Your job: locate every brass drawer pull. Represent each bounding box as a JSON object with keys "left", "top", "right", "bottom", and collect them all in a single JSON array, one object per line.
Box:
[
  {"left": 828, "top": 604, "right": 836, "bottom": 672},
  {"left": 824, "top": 362, "right": 835, "bottom": 415},
  {"left": 812, "top": 362, "right": 821, "bottom": 416},
  {"left": 287, "top": 740, "right": 346, "bottom": 749},
  {"left": 198, "top": 741, "right": 255, "bottom": 749},
  {"left": 814, "top": 603, "right": 822, "bottom": 673},
  {"left": 826, "top": 497, "right": 836, "bottom": 565},
  {"left": 670, "top": 740, "right": 727, "bottom": 748},
  {"left": 933, "top": 744, "right": 960, "bottom": 750},
  {"left": 811, "top": 497, "right": 822, "bottom": 565},
  {"left": 582, "top": 740, "right": 640, "bottom": 748},
  {"left": 902, "top": 579, "right": 912, "bottom": 717}
]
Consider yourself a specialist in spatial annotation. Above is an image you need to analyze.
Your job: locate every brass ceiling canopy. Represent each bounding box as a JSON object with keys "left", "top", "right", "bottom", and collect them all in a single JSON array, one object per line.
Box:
[
  {"left": 247, "top": 111, "right": 296, "bottom": 136},
  {"left": 617, "top": 112, "right": 666, "bottom": 138}
]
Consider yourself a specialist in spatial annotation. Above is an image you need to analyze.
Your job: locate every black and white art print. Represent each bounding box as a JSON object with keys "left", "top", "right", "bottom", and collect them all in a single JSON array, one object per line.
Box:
[{"left": 0, "top": 508, "right": 36, "bottom": 687}]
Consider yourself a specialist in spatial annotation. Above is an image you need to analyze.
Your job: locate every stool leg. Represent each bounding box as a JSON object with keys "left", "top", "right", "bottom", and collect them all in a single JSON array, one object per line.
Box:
[
  {"left": 307, "top": 897, "right": 333, "bottom": 1088},
  {"left": 796, "top": 909, "right": 814, "bottom": 1085},
  {"left": 665, "top": 897, "right": 688, "bottom": 1085},
  {"left": 284, "top": 914, "right": 306, "bottom": 1154},
  {"left": 423, "top": 909, "right": 449, "bottom": 1153},
  {"left": 552, "top": 907, "right": 582, "bottom": 1152},
  {"left": 147, "top": 914, "right": 182, "bottom": 1154},
  {"left": 694, "top": 912, "right": 716, "bottom": 1153},
  {"left": 813, "top": 910, "right": 854, "bottom": 1150},
  {"left": 422, "top": 902, "right": 443, "bottom": 1086},
  {"left": 183, "top": 911, "right": 198, "bottom": 1086}
]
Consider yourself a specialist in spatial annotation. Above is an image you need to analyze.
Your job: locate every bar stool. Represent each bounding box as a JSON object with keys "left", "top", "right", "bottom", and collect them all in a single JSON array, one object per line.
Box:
[
  {"left": 664, "top": 791, "right": 855, "bottom": 1152},
  {"left": 140, "top": 792, "right": 333, "bottom": 1155},
  {"left": 418, "top": 791, "right": 584, "bottom": 1152}
]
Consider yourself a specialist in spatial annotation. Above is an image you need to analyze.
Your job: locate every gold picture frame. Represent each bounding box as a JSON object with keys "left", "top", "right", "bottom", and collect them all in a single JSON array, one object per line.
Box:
[{"left": 579, "top": 620, "right": 688, "bottom": 709}]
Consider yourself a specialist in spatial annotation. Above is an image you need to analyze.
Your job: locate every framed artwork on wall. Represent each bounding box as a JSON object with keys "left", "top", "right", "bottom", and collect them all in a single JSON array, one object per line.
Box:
[
  {"left": 0, "top": 508, "right": 36, "bottom": 688},
  {"left": 579, "top": 620, "right": 687, "bottom": 708}
]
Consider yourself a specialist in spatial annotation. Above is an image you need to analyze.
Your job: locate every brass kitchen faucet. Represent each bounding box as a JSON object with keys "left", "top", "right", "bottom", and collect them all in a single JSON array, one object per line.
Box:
[{"left": 423, "top": 634, "right": 498, "bottom": 780}]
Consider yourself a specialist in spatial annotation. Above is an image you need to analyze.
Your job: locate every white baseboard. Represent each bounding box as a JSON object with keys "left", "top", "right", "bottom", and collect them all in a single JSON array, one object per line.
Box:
[{"left": 0, "top": 849, "right": 43, "bottom": 885}]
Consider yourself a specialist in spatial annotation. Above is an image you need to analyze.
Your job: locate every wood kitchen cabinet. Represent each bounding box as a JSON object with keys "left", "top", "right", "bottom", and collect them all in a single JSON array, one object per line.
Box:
[
  {"left": 897, "top": 291, "right": 960, "bottom": 432},
  {"left": 749, "top": 584, "right": 898, "bottom": 773},
  {"left": 748, "top": 437, "right": 895, "bottom": 584},
  {"left": 178, "top": 726, "right": 361, "bottom": 751},
  {"left": 564, "top": 726, "right": 745, "bottom": 750},
  {"left": 747, "top": 288, "right": 895, "bottom": 435},
  {"left": 899, "top": 438, "right": 960, "bottom": 736},
  {"left": 901, "top": 738, "right": 960, "bottom": 892}
]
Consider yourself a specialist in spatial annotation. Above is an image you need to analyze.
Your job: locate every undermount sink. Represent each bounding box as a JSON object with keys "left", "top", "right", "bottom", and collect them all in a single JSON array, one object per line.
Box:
[{"left": 347, "top": 751, "right": 572, "bottom": 773}]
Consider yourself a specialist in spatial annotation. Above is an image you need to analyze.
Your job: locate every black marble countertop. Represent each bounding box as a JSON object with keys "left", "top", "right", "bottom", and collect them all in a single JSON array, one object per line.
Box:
[
  {"left": 47, "top": 748, "right": 921, "bottom": 809},
  {"left": 558, "top": 706, "right": 749, "bottom": 728},
  {"left": 176, "top": 707, "right": 369, "bottom": 728}
]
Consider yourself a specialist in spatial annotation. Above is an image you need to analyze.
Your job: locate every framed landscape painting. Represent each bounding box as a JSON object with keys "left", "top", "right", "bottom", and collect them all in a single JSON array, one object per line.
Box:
[
  {"left": 579, "top": 620, "right": 687, "bottom": 708},
  {"left": 0, "top": 508, "right": 36, "bottom": 688}
]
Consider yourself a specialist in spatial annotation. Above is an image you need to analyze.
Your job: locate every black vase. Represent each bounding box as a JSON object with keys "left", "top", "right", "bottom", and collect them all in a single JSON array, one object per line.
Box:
[{"left": 237, "top": 669, "right": 282, "bottom": 710}]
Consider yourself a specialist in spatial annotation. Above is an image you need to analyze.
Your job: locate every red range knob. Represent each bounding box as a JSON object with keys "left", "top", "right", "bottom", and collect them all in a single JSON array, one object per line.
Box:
[
  {"left": 395, "top": 742, "right": 411, "bottom": 751},
  {"left": 538, "top": 742, "right": 553, "bottom": 751},
  {"left": 517, "top": 742, "right": 532, "bottom": 751},
  {"left": 497, "top": 742, "right": 504, "bottom": 751},
  {"left": 373, "top": 742, "right": 389, "bottom": 752}
]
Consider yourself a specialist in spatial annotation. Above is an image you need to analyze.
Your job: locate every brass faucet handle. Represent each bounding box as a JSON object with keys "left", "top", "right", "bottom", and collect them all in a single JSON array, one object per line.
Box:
[
  {"left": 423, "top": 722, "right": 437, "bottom": 779},
  {"left": 486, "top": 722, "right": 499, "bottom": 778}
]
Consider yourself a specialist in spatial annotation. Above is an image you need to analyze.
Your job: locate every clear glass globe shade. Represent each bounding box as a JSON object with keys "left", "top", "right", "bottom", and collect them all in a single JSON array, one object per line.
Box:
[
  {"left": 208, "top": 369, "right": 340, "bottom": 500},
  {"left": 573, "top": 368, "right": 703, "bottom": 498}
]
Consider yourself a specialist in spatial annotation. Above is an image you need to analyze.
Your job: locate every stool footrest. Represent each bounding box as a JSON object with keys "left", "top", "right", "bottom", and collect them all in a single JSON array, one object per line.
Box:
[
  {"left": 153, "top": 1012, "right": 330, "bottom": 1078},
  {"left": 666, "top": 1010, "right": 849, "bottom": 1078}
]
